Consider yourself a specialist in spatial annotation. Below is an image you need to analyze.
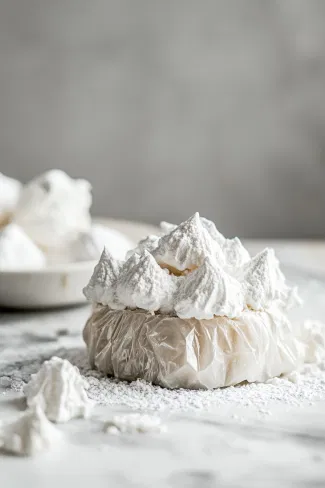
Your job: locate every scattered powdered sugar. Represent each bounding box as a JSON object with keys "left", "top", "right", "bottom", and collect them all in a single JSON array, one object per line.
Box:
[
  {"left": 84, "top": 363, "right": 325, "bottom": 413},
  {"left": 104, "top": 413, "right": 166, "bottom": 435},
  {"left": 2, "top": 341, "right": 325, "bottom": 415}
]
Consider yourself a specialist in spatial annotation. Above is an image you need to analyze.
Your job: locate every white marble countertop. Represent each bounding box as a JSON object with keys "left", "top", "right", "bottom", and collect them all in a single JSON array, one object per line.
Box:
[{"left": 1, "top": 237, "right": 325, "bottom": 488}]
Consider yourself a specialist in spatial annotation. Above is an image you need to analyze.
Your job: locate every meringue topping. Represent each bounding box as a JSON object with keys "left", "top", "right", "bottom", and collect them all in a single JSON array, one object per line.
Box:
[
  {"left": 116, "top": 250, "right": 176, "bottom": 312},
  {"left": 83, "top": 248, "right": 122, "bottom": 305},
  {"left": 239, "top": 248, "right": 289, "bottom": 310},
  {"left": 174, "top": 256, "right": 244, "bottom": 319},
  {"left": 0, "top": 223, "right": 46, "bottom": 270},
  {"left": 14, "top": 169, "right": 92, "bottom": 248},
  {"left": 160, "top": 219, "right": 247, "bottom": 268},
  {"left": 84, "top": 213, "right": 298, "bottom": 319},
  {"left": 153, "top": 212, "right": 224, "bottom": 272},
  {"left": 223, "top": 237, "right": 250, "bottom": 268},
  {"left": 126, "top": 234, "right": 160, "bottom": 259},
  {"left": 160, "top": 217, "right": 225, "bottom": 245}
]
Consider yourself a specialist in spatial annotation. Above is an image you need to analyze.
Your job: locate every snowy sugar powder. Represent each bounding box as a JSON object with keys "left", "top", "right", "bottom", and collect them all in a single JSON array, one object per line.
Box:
[{"left": 2, "top": 342, "right": 325, "bottom": 416}]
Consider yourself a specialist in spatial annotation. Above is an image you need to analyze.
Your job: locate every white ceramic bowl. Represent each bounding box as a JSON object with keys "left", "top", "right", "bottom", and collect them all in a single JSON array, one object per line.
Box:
[{"left": 0, "top": 218, "right": 159, "bottom": 309}]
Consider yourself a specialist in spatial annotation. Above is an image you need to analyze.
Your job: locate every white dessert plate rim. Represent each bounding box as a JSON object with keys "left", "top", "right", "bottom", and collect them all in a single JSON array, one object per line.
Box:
[{"left": 0, "top": 217, "right": 159, "bottom": 309}]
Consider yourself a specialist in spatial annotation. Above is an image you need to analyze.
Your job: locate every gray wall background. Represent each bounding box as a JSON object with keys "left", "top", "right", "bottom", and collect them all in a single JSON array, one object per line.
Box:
[{"left": 1, "top": 0, "right": 325, "bottom": 238}]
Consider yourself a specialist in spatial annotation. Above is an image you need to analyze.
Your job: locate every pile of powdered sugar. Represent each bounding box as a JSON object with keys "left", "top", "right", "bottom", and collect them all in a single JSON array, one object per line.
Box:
[{"left": 2, "top": 345, "right": 325, "bottom": 415}]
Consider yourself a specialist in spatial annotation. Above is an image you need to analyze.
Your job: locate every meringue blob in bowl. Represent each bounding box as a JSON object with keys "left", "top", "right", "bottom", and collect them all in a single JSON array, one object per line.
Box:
[{"left": 0, "top": 219, "right": 158, "bottom": 309}]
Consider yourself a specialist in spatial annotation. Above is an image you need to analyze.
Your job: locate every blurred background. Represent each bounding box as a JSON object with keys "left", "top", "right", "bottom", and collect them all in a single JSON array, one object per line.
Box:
[{"left": 1, "top": 0, "right": 325, "bottom": 238}]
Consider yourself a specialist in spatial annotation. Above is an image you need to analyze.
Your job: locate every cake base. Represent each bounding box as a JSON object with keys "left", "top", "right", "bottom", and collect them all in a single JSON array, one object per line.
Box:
[{"left": 83, "top": 306, "right": 305, "bottom": 389}]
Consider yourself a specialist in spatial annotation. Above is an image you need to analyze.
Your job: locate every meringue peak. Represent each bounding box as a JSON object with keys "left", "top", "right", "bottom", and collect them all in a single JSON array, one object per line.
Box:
[
  {"left": 126, "top": 234, "right": 160, "bottom": 259},
  {"left": 160, "top": 217, "right": 225, "bottom": 245},
  {"left": 83, "top": 247, "right": 122, "bottom": 304},
  {"left": 201, "top": 217, "right": 225, "bottom": 245},
  {"left": 116, "top": 250, "right": 173, "bottom": 311},
  {"left": 153, "top": 213, "right": 223, "bottom": 271},
  {"left": 223, "top": 237, "right": 250, "bottom": 268},
  {"left": 175, "top": 256, "right": 244, "bottom": 319},
  {"left": 241, "top": 248, "right": 287, "bottom": 310}
]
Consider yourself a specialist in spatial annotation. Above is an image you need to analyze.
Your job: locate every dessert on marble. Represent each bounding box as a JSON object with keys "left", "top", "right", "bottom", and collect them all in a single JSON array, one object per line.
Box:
[
  {"left": 0, "top": 172, "right": 22, "bottom": 228},
  {"left": 0, "top": 169, "right": 134, "bottom": 270},
  {"left": 83, "top": 212, "right": 306, "bottom": 389}
]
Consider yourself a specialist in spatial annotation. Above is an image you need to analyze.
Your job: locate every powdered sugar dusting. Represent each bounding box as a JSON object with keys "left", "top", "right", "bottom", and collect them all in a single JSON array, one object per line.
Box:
[{"left": 3, "top": 345, "right": 325, "bottom": 415}]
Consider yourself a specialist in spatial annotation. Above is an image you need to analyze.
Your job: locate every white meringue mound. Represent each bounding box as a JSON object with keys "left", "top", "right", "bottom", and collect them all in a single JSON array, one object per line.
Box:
[
  {"left": 24, "top": 357, "right": 93, "bottom": 423},
  {"left": 174, "top": 256, "right": 244, "bottom": 320},
  {"left": 153, "top": 212, "right": 225, "bottom": 271},
  {"left": 116, "top": 250, "right": 177, "bottom": 312},
  {"left": 0, "top": 172, "right": 22, "bottom": 216},
  {"left": 84, "top": 212, "right": 298, "bottom": 320},
  {"left": 0, "top": 406, "right": 61, "bottom": 456},
  {"left": 126, "top": 234, "right": 160, "bottom": 259},
  {"left": 71, "top": 224, "right": 135, "bottom": 262},
  {"left": 13, "top": 169, "right": 92, "bottom": 248},
  {"left": 83, "top": 248, "right": 123, "bottom": 305},
  {"left": 239, "top": 248, "right": 291, "bottom": 310},
  {"left": 0, "top": 223, "right": 46, "bottom": 270}
]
